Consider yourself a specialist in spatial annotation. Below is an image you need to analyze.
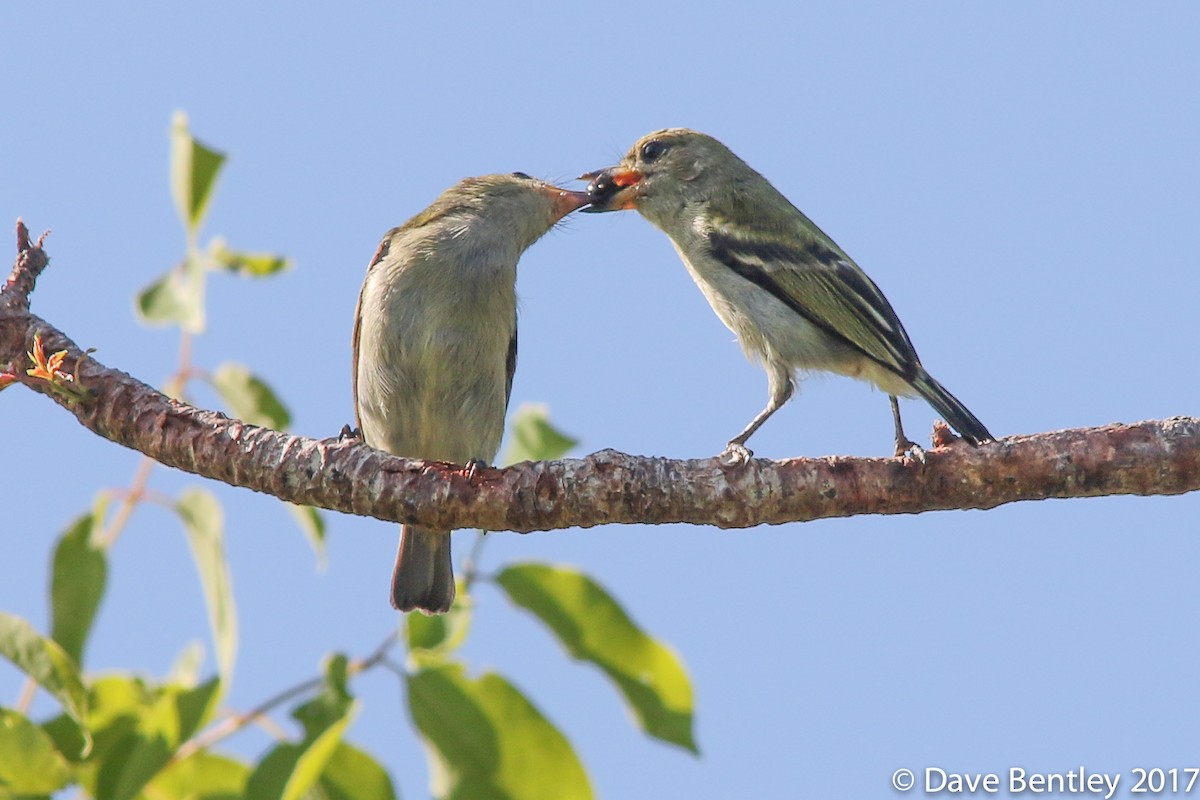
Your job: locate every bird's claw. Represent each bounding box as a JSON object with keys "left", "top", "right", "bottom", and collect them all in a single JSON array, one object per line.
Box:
[
  {"left": 894, "top": 438, "right": 926, "bottom": 464},
  {"left": 462, "top": 458, "right": 488, "bottom": 481},
  {"left": 721, "top": 442, "right": 754, "bottom": 466},
  {"left": 338, "top": 424, "right": 362, "bottom": 442}
]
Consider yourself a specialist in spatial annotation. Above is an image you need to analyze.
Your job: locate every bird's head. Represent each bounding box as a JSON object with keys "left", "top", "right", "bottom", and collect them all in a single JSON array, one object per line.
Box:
[
  {"left": 422, "top": 172, "right": 591, "bottom": 252},
  {"left": 580, "top": 128, "right": 743, "bottom": 226}
]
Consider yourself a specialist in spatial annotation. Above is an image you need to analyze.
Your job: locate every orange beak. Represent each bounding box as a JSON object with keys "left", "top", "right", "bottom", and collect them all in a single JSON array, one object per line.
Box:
[
  {"left": 579, "top": 166, "right": 644, "bottom": 213},
  {"left": 544, "top": 186, "right": 593, "bottom": 220}
]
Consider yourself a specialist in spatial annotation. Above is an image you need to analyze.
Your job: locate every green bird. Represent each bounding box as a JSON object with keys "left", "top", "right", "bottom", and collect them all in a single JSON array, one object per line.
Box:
[
  {"left": 353, "top": 173, "right": 589, "bottom": 613},
  {"left": 583, "top": 128, "right": 993, "bottom": 460}
]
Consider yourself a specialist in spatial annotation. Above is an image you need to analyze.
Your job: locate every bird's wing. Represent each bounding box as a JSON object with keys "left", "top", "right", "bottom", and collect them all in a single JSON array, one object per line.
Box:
[
  {"left": 706, "top": 215, "right": 920, "bottom": 379},
  {"left": 504, "top": 314, "right": 518, "bottom": 412},
  {"left": 351, "top": 232, "right": 396, "bottom": 431}
]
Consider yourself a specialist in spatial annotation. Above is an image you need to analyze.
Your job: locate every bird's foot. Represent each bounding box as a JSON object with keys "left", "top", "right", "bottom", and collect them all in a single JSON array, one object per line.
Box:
[
  {"left": 462, "top": 458, "right": 489, "bottom": 481},
  {"left": 337, "top": 424, "right": 362, "bottom": 442},
  {"left": 894, "top": 437, "right": 926, "bottom": 464},
  {"left": 721, "top": 442, "right": 754, "bottom": 466}
]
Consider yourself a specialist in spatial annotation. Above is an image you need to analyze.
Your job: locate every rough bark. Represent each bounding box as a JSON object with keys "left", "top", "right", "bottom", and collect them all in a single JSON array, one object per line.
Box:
[{"left": 4, "top": 221, "right": 1198, "bottom": 533}]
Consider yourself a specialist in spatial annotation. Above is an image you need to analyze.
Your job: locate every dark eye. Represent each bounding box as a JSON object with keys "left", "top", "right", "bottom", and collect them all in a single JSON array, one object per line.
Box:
[
  {"left": 511, "top": 171, "right": 532, "bottom": 179},
  {"left": 640, "top": 140, "right": 668, "bottom": 162}
]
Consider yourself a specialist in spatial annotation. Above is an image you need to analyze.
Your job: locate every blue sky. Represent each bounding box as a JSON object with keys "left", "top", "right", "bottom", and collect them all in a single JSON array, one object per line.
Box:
[{"left": 4, "top": 3, "right": 1199, "bottom": 798}]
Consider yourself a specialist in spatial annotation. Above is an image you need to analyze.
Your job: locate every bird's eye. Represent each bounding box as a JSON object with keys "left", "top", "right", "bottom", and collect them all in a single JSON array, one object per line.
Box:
[
  {"left": 511, "top": 171, "right": 532, "bottom": 180},
  {"left": 640, "top": 141, "right": 668, "bottom": 162}
]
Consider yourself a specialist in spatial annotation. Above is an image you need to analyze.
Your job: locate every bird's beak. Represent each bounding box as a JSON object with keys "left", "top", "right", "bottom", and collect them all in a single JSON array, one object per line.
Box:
[
  {"left": 545, "top": 187, "right": 593, "bottom": 220},
  {"left": 579, "top": 166, "right": 644, "bottom": 213}
]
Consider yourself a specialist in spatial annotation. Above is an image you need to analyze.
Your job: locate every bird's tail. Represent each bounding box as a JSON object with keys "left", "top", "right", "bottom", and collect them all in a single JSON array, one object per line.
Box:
[
  {"left": 391, "top": 525, "right": 455, "bottom": 614},
  {"left": 913, "top": 371, "right": 994, "bottom": 446}
]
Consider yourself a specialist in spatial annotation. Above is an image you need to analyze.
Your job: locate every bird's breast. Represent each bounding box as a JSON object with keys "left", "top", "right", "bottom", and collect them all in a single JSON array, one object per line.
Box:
[{"left": 354, "top": 255, "right": 515, "bottom": 462}]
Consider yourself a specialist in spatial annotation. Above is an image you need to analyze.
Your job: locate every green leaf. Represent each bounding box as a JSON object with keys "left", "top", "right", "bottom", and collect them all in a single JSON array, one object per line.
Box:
[
  {"left": 244, "top": 705, "right": 356, "bottom": 800},
  {"left": 177, "top": 489, "right": 238, "bottom": 687},
  {"left": 175, "top": 677, "right": 223, "bottom": 742},
  {"left": 41, "top": 711, "right": 91, "bottom": 763},
  {"left": 292, "top": 654, "right": 352, "bottom": 740},
  {"left": 70, "top": 674, "right": 150, "bottom": 776},
  {"left": 170, "top": 111, "right": 226, "bottom": 235},
  {"left": 244, "top": 654, "right": 356, "bottom": 800},
  {"left": 211, "top": 362, "right": 292, "bottom": 429},
  {"left": 285, "top": 504, "right": 327, "bottom": 568},
  {"left": 501, "top": 403, "right": 579, "bottom": 465},
  {"left": 167, "top": 640, "right": 206, "bottom": 687},
  {"left": 86, "top": 674, "right": 149, "bottom": 732},
  {"left": 94, "top": 731, "right": 171, "bottom": 800},
  {"left": 317, "top": 742, "right": 397, "bottom": 800},
  {"left": 209, "top": 237, "right": 291, "bottom": 277},
  {"left": 408, "top": 663, "right": 593, "bottom": 800},
  {"left": 0, "top": 612, "right": 90, "bottom": 744},
  {"left": 406, "top": 580, "right": 471, "bottom": 664},
  {"left": 92, "top": 676, "right": 222, "bottom": 800},
  {"left": 497, "top": 563, "right": 697, "bottom": 753},
  {"left": 50, "top": 499, "right": 109, "bottom": 666},
  {"left": 144, "top": 750, "right": 249, "bottom": 800},
  {"left": 135, "top": 255, "right": 207, "bottom": 333},
  {"left": 79, "top": 675, "right": 221, "bottom": 787},
  {"left": 0, "top": 707, "right": 72, "bottom": 793}
]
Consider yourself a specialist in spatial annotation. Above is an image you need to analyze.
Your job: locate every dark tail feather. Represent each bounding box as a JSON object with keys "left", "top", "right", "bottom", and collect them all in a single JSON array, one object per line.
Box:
[
  {"left": 391, "top": 525, "right": 455, "bottom": 614},
  {"left": 913, "top": 372, "right": 994, "bottom": 445}
]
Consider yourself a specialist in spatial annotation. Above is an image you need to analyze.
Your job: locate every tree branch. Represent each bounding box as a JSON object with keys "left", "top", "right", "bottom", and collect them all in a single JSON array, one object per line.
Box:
[{"left": 3, "top": 221, "right": 1198, "bottom": 533}]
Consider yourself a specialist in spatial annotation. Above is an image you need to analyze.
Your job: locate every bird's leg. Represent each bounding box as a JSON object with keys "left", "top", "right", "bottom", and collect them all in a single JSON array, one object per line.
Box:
[
  {"left": 890, "top": 395, "right": 924, "bottom": 460},
  {"left": 462, "top": 458, "right": 488, "bottom": 481},
  {"left": 723, "top": 373, "right": 794, "bottom": 464}
]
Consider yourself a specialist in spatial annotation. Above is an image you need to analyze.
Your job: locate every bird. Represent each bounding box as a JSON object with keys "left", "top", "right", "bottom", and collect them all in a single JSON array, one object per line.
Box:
[
  {"left": 353, "top": 173, "right": 589, "bottom": 613},
  {"left": 582, "top": 128, "right": 993, "bottom": 461}
]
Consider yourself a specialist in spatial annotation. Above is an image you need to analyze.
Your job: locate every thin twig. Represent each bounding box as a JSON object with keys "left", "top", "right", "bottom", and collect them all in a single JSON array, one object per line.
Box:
[
  {"left": 15, "top": 677, "right": 36, "bottom": 714},
  {"left": 98, "top": 456, "right": 157, "bottom": 548},
  {"left": 462, "top": 530, "right": 490, "bottom": 590},
  {"left": 170, "top": 631, "right": 399, "bottom": 763},
  {"left": 2, "top": 220, "right": 50, "bottom": 311}
]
